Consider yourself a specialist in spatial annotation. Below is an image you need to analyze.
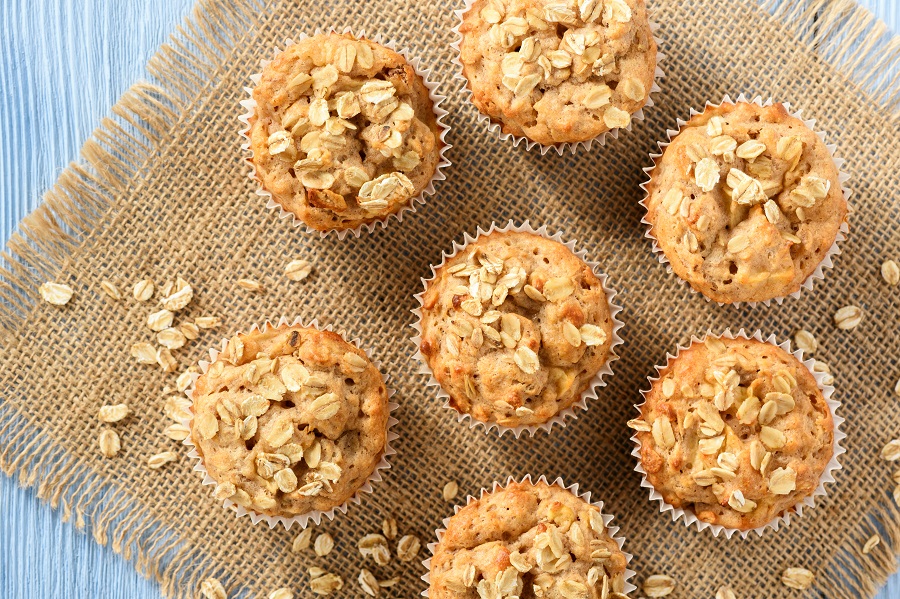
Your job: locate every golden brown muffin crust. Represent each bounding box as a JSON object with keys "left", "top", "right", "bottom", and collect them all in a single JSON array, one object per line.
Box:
[
  {"left": 419, "top": 230, "right": 615, "bottom": 428},
  {"left": 645, "top": 101, "right": 848, "bottom": 303},
  {"left": 249, "top": 32, "right": 441, "bottom": 232},
  {"left": 631, "top": 336, "right": 834, "bottom": 531},
  {"left": 190, "top": 324, "right": 389, "bottom": 517},
  {"left": 429, "top": 481, "right": 629, "bottom": 599},
  {"left": 459, "top": 0, "right": 656, "bottom": 145}
]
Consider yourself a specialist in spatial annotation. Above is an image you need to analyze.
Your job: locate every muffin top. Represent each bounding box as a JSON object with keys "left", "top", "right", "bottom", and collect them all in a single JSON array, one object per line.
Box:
[
  {"left": 630, "top": 336, "right": 834, "bottom": 531},
  {"left": 644, "top": 101, "right": 848, "bottom": 303},
  {"left": 429, "top": 480, "right": 629, "bottom": 599},
  {"left": 189, "top": 324, "right": 389, "bottom": 517},
  {"left": 249, "top": 32, "right": 441, "bottom": 232},
  {"left": 458, "top": 0, "right": 656, "bottom": 146},
  {"left": 419, "top": 230, "right": 615, "bottom": 428}
]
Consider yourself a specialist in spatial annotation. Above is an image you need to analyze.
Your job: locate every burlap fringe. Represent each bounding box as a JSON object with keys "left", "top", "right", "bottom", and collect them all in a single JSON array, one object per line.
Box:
[{"left": 0, "top": 0, "right": 898, "bottom": 597}]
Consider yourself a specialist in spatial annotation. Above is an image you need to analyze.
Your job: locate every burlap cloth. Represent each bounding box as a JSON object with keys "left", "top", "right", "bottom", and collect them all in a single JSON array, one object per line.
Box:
[{"left": 1, "top": 0, "right": 898, "bottom": 597}]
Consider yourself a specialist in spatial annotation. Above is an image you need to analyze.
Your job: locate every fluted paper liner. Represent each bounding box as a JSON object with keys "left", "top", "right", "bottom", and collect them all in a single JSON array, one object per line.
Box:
[
  {"left": 411, "top": 220, "right": 624, "bottom": 437},
  {"left": 639, "top": 93, "right": 852, "bottom": 307},
  {"left": 420, "top": 474, "right": 637, "bottom": 597},
  {"left": 239, "top": 28, "right": 452, "bottom": 239},
  {"left": 451, "top": 2, "right": 665, "bottom": 155},
  {"left": 631, "top": 328, "right": 845, "bottom": 539},
  {"left": 181, "top": 316, "right": 399, "bottom": 530}
]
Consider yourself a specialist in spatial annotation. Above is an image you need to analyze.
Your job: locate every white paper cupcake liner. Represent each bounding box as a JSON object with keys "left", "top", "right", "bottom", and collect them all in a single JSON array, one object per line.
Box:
[
  {"left": 639, "top": 93, "right": 852, "bottom": 307},
  {"left": 410, "top": 220, "right": 624, "bottom": 437},
  {"left": 420, "top": 474, "right": 637, "bottom": 597},
  {"left": 630, "top": 328, "right": 845, "bottom": 539},
  {"left": 181, "top": 315, "right": 399, "bottom": 530},
  {"left": 451, "top": 3, "right": 665, "bottom": 155},
  {"left": 239, "top": 27, "right": 452, "bottom": 240}
]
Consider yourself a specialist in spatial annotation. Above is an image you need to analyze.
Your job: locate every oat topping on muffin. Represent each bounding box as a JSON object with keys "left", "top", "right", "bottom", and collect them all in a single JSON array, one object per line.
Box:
[
  {"left": 249, "top": 32, "right": 441, "bottom": 232},
  {"left": 428, "top": 480, "right": 629, "bottom": 599},
  {"left": 418, "top": 230, "right": 616, "bottom": 428},
  {"left": 644, "top": 101, "right": 848, "bottom": 303},
  {"left": 458, "top": 0, "right": 656, "bottom": 145},
  {"left": 630, "top": 336, "right": 834, "bottom": 530},
  {"left": 189, "top": 324, "right": 389, "bottom": 517}
]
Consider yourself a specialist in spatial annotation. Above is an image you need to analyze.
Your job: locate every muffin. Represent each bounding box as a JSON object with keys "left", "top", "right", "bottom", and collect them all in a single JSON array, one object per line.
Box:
[
  {"left": 189, "top": 323, "right": 390, "bottom": 518},
  {"left": 418, "top": 229, "right": 617, "bottom": 429},
  {"left": 428, "top": 480, "right": 630, "bottom": 598},
  {"left": 643, "top": 100, "right": 848, "bottom": 303},
  {"left": 457, "top": 0, "right": 657, "bottom": 146},
  {"left": 629, "top": 335, "right": 834, "bottom": 531},
  {"left": 248, "top": 32, "right": 442, "bottom": 232}
]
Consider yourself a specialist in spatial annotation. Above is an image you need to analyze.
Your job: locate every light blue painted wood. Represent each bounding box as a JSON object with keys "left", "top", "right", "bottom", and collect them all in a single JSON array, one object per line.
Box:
[{"left": 0, "top": 0, "right": 896, "bottom": 597}]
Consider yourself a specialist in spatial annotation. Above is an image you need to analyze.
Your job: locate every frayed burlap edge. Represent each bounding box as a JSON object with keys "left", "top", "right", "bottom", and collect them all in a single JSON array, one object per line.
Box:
[{"left": 0, "top": 0, "right": 899, "bottom": 598}]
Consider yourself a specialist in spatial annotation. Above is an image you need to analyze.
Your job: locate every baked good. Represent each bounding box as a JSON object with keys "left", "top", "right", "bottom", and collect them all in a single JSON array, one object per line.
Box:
[
  {"left": 428, "top": 480, "right": 629, "bottom": 598},
  {"left": 630, "top": 336, "right": 834, "bottom": 531},
  {"left": 458, "top": 0, "right": 656, "bottom": 146},
  {"left": 248, "top": 32, "right": 442, "bottom": 232},
  {"left": 189, "top": 323, "right": 389, "bottom": 517},
  {"left": 418, "top": 229, "right": 616, "bottom": 428},
  {"left": 644, "top": 101, "right": 848, "bottom": 303}
]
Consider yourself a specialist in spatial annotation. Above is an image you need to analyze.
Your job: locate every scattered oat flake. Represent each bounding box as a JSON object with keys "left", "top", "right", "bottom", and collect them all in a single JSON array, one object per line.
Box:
[
  {"left": 176, "top": 370, "right": 194, "bottom": 392},
  {"left": 882, "top": 260, "right": 900, "bottom": 286},
  {"left": 382, "top": 516, "right": 397, "bottom": 540},
  {"left": 158, "top": 327, "right": 187, "bottom": 350},
  {"left": 396, "top": 534, "right": 420, "bottom": 562},
  {"left": 293, "top": 528, "right": 313, "bottom": 552},
  {"left": 309, "top": 572, "right": 342, "bottom": 595},
  {"left": 442, "top": 481, "right": 459, "bottom": 501},
  {"left": 358, "top": 569, "right": 379, "bottom": 597},
  {"left": 268, "top": 588, "right": 293, "bottom": 599},
  {"left": 99, "top": 280, "right": 122, "bottom": 300},
  {"left": 157, "top": 348, "right": 178, "bottom": 372},
  {"left": 314, "top": 532, "right": 334, "bottom": 556},
  {"left": 285, "top": 259, "right": 313, "bottom": 282},
  {"left": 98, "top": 429, "right": 121, "bottom": 458},
  {"left": 642, "top": 574, "right": 675, "bottom": 597},
  {"left": 148, "top": 451, "right": 178, "bottom": 469},
  {"left": 148, "top": 309, "right": 174, "bottom": 331},
  {"left": 882, "top": 440, "right": 900, "bottom": 461},
  {"left": 862, "top": 534, "right": 881, "bottom": 554},
  {"left": 161, "top": 279, "right": 193, "bottom": 311},
  {"left": 781, "top": 567, "right": 814, "bottom": 590},
  {"left": 895, "top": 378, "right": 900, "bottom": 398},
  {"left": 834, "top": 305, "right": 863, "bottom": 330},
  {"left": 378, "top": 577, "right": 399, "bottom": 588},
  {"left": 237, "top": 278, "right": 264, "bottom": 292},
  {"left": 130, "top": 342, "right": 157, "bottom": 364},
  {"left": 180, "top": 322, "right": 200, "bottom": 340},
  {"left": 163, "top": 423, "right": 190, "bottom": 441},
  {"left": 133, "top": 279, "right": 154, "bottom": 302},
  {"left": 39, "top": 282, "right": 73, "bottom": 305},
  {"left": 97, "top": 403, "right": 130, "bottom": 423},
  {"left": 793, "top": 329, "right": 817, "bottom": 355},
  {"left": 200, "top": 577, "right": 227, "bottom": 599},
  {"left": 716, "top": 586, "right": 736, "bottom": 599},
  {"left": 195, "top": 316, "right": 220, "bottom": 329}
]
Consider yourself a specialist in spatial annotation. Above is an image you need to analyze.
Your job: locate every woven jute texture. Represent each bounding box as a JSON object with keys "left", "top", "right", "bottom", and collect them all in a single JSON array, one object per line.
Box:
[{"left": 1, "top": 0, "right": 899, "bottom": 597}]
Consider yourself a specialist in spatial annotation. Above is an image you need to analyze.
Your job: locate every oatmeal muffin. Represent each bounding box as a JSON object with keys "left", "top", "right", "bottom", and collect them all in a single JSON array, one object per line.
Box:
[
  {"left": 248, "top": 32, "right": 442, "bottom": 232},
  {"left": 428, "top": 480, "right": 629, "bottom": 599},
  {"left": 644, "top": 101, "right": 848, "bottom": 303},
  {"left": 418, "top": 229, "right": 616, "bottom": 428},
  {"left": 458, "top": 0, "right": 656, "bottom": 146},
  {"left": 630, "top": 336, "right": 834, "bottom": 531},
  {"left": 189, "top": 323, "right": 389, "bottom": 518}
]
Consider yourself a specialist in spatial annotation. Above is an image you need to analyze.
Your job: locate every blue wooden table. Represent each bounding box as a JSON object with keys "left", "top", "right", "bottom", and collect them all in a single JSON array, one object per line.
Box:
[{"left": 0, "top": 0, "right": 897, "bottom": 596}]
